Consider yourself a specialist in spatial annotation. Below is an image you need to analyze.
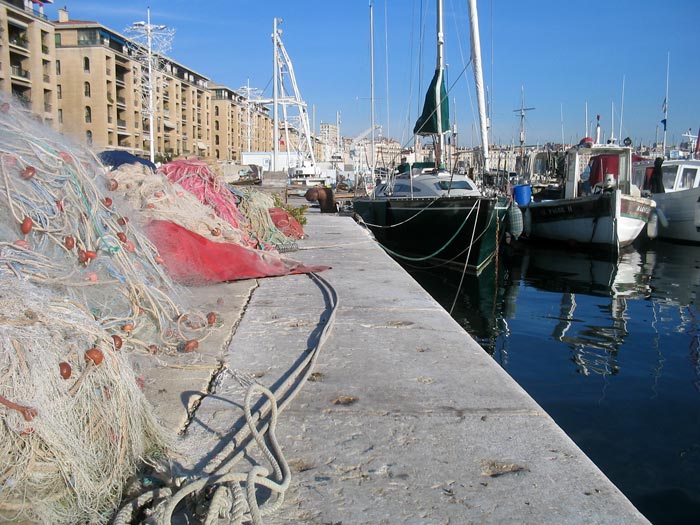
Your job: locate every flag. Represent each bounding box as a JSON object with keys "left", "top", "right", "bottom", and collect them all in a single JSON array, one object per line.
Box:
[
  {"left": 661, "top": 97, "right": 667, "bottom": 114},
  {"left": 661, "top": 119, "right": 667, "bottom": 132}
]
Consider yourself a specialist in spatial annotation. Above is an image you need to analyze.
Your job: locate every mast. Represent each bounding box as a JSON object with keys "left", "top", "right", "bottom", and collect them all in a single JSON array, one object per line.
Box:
[
  {"left": 619, "top": 75, "right": 625, "bottom": 141},
  {"left": 369, "top": 1, "right": 376, "bottom": 181},
  {"left": 514, "top": 85, "right": 534, "bottom": 172},
  {"left": 662, "top": 52, "right": 670, "bottom": 158},
  {"left": 272, "top": 18, "right": 280, "bottom": 171},
  {"left": 467, "top": 0, "right": 490, "bottom": 173},
  {"left": 436, "top": 0, "right": 445, "bottom": 167}
]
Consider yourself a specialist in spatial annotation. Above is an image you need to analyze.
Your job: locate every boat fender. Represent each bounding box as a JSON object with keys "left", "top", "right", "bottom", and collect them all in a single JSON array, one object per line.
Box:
[
  {"left": 523, "top": 206, "right": 532, "bottom": 237},
  {"left": 647, "top": 211, "right": 659, "bottom": 239},
  {"left": 656, "top": 207, "right": 669, "bottom": 228},
  {"left": 508, "top": 203, "right": 524, "bottom": 240}
]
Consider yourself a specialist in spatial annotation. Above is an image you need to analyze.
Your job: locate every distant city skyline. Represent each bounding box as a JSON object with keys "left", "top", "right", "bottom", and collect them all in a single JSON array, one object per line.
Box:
[{"left": 41, "top": 0, "right": 700, "bottom": 149}]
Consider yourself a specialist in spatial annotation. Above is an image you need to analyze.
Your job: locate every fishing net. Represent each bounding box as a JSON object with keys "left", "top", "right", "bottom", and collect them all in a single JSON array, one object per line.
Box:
[
  {"left": 0, "top": 94, "right": 217, "bottom": 522},
  {"left": 0, "top": 92, "right": 326, "bottom": 523},
  {"left": 238, "top": 189, "right": 301, "bottom": 249},
  {"left": 0, "top": 276, "right": 170, "bottom": 525},
  {"left": 0, "top": 95, "right": 215, "bottom": 356},
  {"left": 108, "top": 162, "right": 249, "bottom": 247},
  {"left": 157, "top": 159, "right": 258, "bottom": 246}
]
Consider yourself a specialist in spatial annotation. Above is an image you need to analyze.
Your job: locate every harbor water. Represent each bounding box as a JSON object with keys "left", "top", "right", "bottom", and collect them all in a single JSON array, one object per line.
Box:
[{"left": 405, "top": 240, "right": 700, "bottom": 525}]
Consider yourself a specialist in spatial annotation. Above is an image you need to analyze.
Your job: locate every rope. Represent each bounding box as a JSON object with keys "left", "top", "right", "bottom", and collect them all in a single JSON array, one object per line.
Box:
[
  {"left": 371, "top": 199, "right": 481, "bottom": 262},
  {"left": 113, "top": 272, "right": 339, "bottom": 524},
  {"left": 356, "top": 196, "right": 443, "bottom": 229}
]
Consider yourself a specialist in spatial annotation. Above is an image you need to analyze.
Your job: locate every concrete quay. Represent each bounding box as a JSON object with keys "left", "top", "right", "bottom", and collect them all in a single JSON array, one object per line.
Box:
[{"left": 141, "top": 207, "right": 650, "bottom": 525}]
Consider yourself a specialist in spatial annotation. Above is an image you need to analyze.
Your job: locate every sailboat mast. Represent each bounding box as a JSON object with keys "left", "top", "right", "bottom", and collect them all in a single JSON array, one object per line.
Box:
[
  {"left": 662, "top": 52, "right": 669, "bottom": 158},
  {"left": 467, "top": 0, "right": 490, "bottom": 173},
  {"left": 370, "top": 1, "right": 376, "bottom": 181},
  {"left": 436, "top": 0, "right": 445, "bottom": 168}
]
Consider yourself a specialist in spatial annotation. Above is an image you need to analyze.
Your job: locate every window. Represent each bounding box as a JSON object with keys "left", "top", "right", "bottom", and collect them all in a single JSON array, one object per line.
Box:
[
  {"left": 86, "top": 130, "right": 93, "bottom": 145},
  {"left": 57, "top": 85, "right": 62, "bottom": 100},
  {"left": 214, "top": 121, "right": 219, "bottom": 131},
  {"left": 681, "top": 168, "right": 698, "bottom": 189},
  {"left": 55, "top": 34, "right": 62, "bottom": 47},
  {"left": 662, "top": 167, "right": 677, "bottom": 190},
  {"left": 56, "top": 60, "right": 61, "bottom": 75},
  {"left": 84, "top": 82, "right": 91, "bottom": 97},
  {"left": 85, "top": 106, "right": 92, "bottom": 123},
  {"left": 215, "top": 136, "right": 220, "bottom": 145},
  {"left": 437, "top": 180, "right": 476, "bottom": 191},
  {"left": 58, "top": 109, "right": 63, "bottom": 123},
  {"left": 214, "top": 106, "right": 219, "bottom": 117},
  {"left": 83, "top": 57, "right": 90, "bottom": 73}
]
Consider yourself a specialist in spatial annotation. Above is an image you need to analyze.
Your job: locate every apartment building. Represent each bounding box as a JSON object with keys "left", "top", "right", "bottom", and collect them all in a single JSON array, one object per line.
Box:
[
  {"left": 211, "top": 83, "right": 272, "bottom": 162},
  {"left": 0, "top": 0, "right": 58, "bottom": 125},
  {"left": 0, "top": 2, "right": 273, "bottom": 162},
  {"left": 53, "top": 8, "right": 215, "bottom": 161},
  {"left": 319, "top": 121, "right": 342, "bottom": 163}
]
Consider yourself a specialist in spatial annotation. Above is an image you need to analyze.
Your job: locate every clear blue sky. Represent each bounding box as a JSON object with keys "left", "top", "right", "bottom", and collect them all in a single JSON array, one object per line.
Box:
[{"left": 43, "top": 0, "right": 700, "bottom": 149}]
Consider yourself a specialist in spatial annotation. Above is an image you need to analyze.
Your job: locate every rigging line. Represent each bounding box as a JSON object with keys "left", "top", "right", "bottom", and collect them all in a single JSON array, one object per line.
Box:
[
  {"left": 402, "top": 0, "right": 418, "bottom": 147},
  {"left": 390, "top": 58, "right": 473, "bottom": 168},
  {"left": 449, "top": 198, "right": 481, "bottom": 314},
  {"left": 376, "top": 200, "right": 481, "bottom": 261},
  {"left": 399, "top": 197, "right": 503, "bottom": 270},
  {"left": 356, "top": 195, "right": 445, "bottom": 228}
]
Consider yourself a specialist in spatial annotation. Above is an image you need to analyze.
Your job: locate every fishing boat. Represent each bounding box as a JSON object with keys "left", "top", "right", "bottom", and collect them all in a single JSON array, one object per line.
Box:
[
  {"left": 632, "top": 158, "right": 700, "bottom": 243},
  {"left": 353, "top": 0, "right": 510, "bottom": 274},
  {"left": 520, "top": 142, "right": 656, "bottom": 254}
]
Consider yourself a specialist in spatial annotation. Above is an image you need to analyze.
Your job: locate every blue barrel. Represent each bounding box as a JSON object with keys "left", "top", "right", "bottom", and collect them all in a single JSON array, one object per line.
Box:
[{"left": 513, "top": 184, "right": 532, "bottom": 206}]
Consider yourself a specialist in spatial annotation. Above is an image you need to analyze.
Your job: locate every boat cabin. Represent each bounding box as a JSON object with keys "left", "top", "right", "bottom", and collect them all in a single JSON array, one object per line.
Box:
[
  {"left": 631, "top": 159, "right": 700, "bottom": 193},
  {"left": 564, "top": 144, "right": 633, "bottom": 199}
]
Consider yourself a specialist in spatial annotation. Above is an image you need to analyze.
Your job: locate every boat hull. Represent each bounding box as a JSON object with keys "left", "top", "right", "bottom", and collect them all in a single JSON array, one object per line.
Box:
[
  {"left": 652, "top": 187, "right": 700, "bottom": 243},
  {"left": 522, "top": 191, "right": 654, "bottom": 252},
  {"left": 353, "top": 195, "right": 507, "bottom": 273}
]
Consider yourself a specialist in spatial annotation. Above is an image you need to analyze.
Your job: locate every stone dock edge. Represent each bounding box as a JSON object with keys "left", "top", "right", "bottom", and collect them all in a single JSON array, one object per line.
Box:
[{"left": 139, "top": 207, "right": 651, "bottom": 525}]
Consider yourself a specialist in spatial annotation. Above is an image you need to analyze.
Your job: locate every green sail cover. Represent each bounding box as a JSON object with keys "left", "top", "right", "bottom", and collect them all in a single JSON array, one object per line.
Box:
[{"left": 413, "top": 68, "right": 450, "bottom": 135}]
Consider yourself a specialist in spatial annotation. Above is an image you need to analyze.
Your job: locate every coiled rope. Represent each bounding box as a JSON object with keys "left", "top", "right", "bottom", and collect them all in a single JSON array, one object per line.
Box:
[{"left": 113, "top": 272, "right": 338, "bottom": 525}]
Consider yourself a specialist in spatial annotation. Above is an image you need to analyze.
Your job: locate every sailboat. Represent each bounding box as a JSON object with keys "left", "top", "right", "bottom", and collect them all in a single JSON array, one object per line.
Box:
[{"left": 352, "top": 0, "right": 510, "bottom": 274}]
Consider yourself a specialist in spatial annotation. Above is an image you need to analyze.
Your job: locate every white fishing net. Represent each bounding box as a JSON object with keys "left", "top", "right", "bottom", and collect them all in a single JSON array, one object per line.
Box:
[{"left": 0, "top": 94, "right": 218, "bottom": 523}]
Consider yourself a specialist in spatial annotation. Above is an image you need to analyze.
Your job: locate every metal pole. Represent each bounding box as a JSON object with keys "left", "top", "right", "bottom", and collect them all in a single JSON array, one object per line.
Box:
[
  {"left": 468, "top": 0, "right": 489, "bottom": 173},
  {"left": 662, "top": 52, "right": 669, "bottom": 158},
  {"left": 436, "top": 0, "right": 444, "bottom": 168},
  {"left": 147, "top": 8, "right": 155, "bottom": 164},
  {"left": 272, "top": 18, "right": 280, "bottom": 172},
  {"left": 370, "top": 1, "right": 376, "bottom": 181},
  {"left": 246, "top": 79, "right": 252, "bottom": 152}
]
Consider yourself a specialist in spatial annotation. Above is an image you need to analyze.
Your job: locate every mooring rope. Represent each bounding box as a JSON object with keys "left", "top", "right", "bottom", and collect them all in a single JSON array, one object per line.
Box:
[
  {"left": 367, "top": 200, "right": 481, "bottom": 262},
  {"left": 113, "top": 272, "right": 338, "bottom": 525}
]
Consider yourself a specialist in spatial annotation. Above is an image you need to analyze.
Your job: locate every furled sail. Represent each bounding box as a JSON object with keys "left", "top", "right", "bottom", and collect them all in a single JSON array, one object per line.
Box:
[{"left": 413, "top": 68, "right": 450, "bottom": 135}]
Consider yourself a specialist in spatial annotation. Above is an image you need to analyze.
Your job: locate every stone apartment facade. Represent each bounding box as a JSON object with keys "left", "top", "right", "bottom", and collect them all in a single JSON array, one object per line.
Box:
[{"left": 0, "top": 1, "right": 273, "bottom": 162}]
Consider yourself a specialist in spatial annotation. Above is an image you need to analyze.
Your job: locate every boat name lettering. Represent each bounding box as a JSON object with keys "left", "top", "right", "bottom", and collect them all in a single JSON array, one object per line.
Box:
[{"left": 543, "top": 205, "right": 574, "bottom": 216}]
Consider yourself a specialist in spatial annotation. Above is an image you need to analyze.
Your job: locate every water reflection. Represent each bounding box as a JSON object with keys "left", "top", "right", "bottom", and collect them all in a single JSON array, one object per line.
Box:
[
  {"left": 406, "top": 245, "right": 655, "bottom": 376},
  {"left": 404, "top": 240, "right": 700, "bottom": 525}
]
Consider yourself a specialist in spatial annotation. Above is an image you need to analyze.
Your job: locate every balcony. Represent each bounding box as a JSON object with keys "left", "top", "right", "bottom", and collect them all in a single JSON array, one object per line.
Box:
[
  {"left": 117, "top": 119, "right": 127, "bottom": 129},
  {"left": 44, "top": 102, "right": 52, "bottom": 113},
  {"left": 9, "top": 37, "right": 29, "bottom": 51},
  {"left": 11, "top": 66, "right": 30, "bottom": 81}
]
